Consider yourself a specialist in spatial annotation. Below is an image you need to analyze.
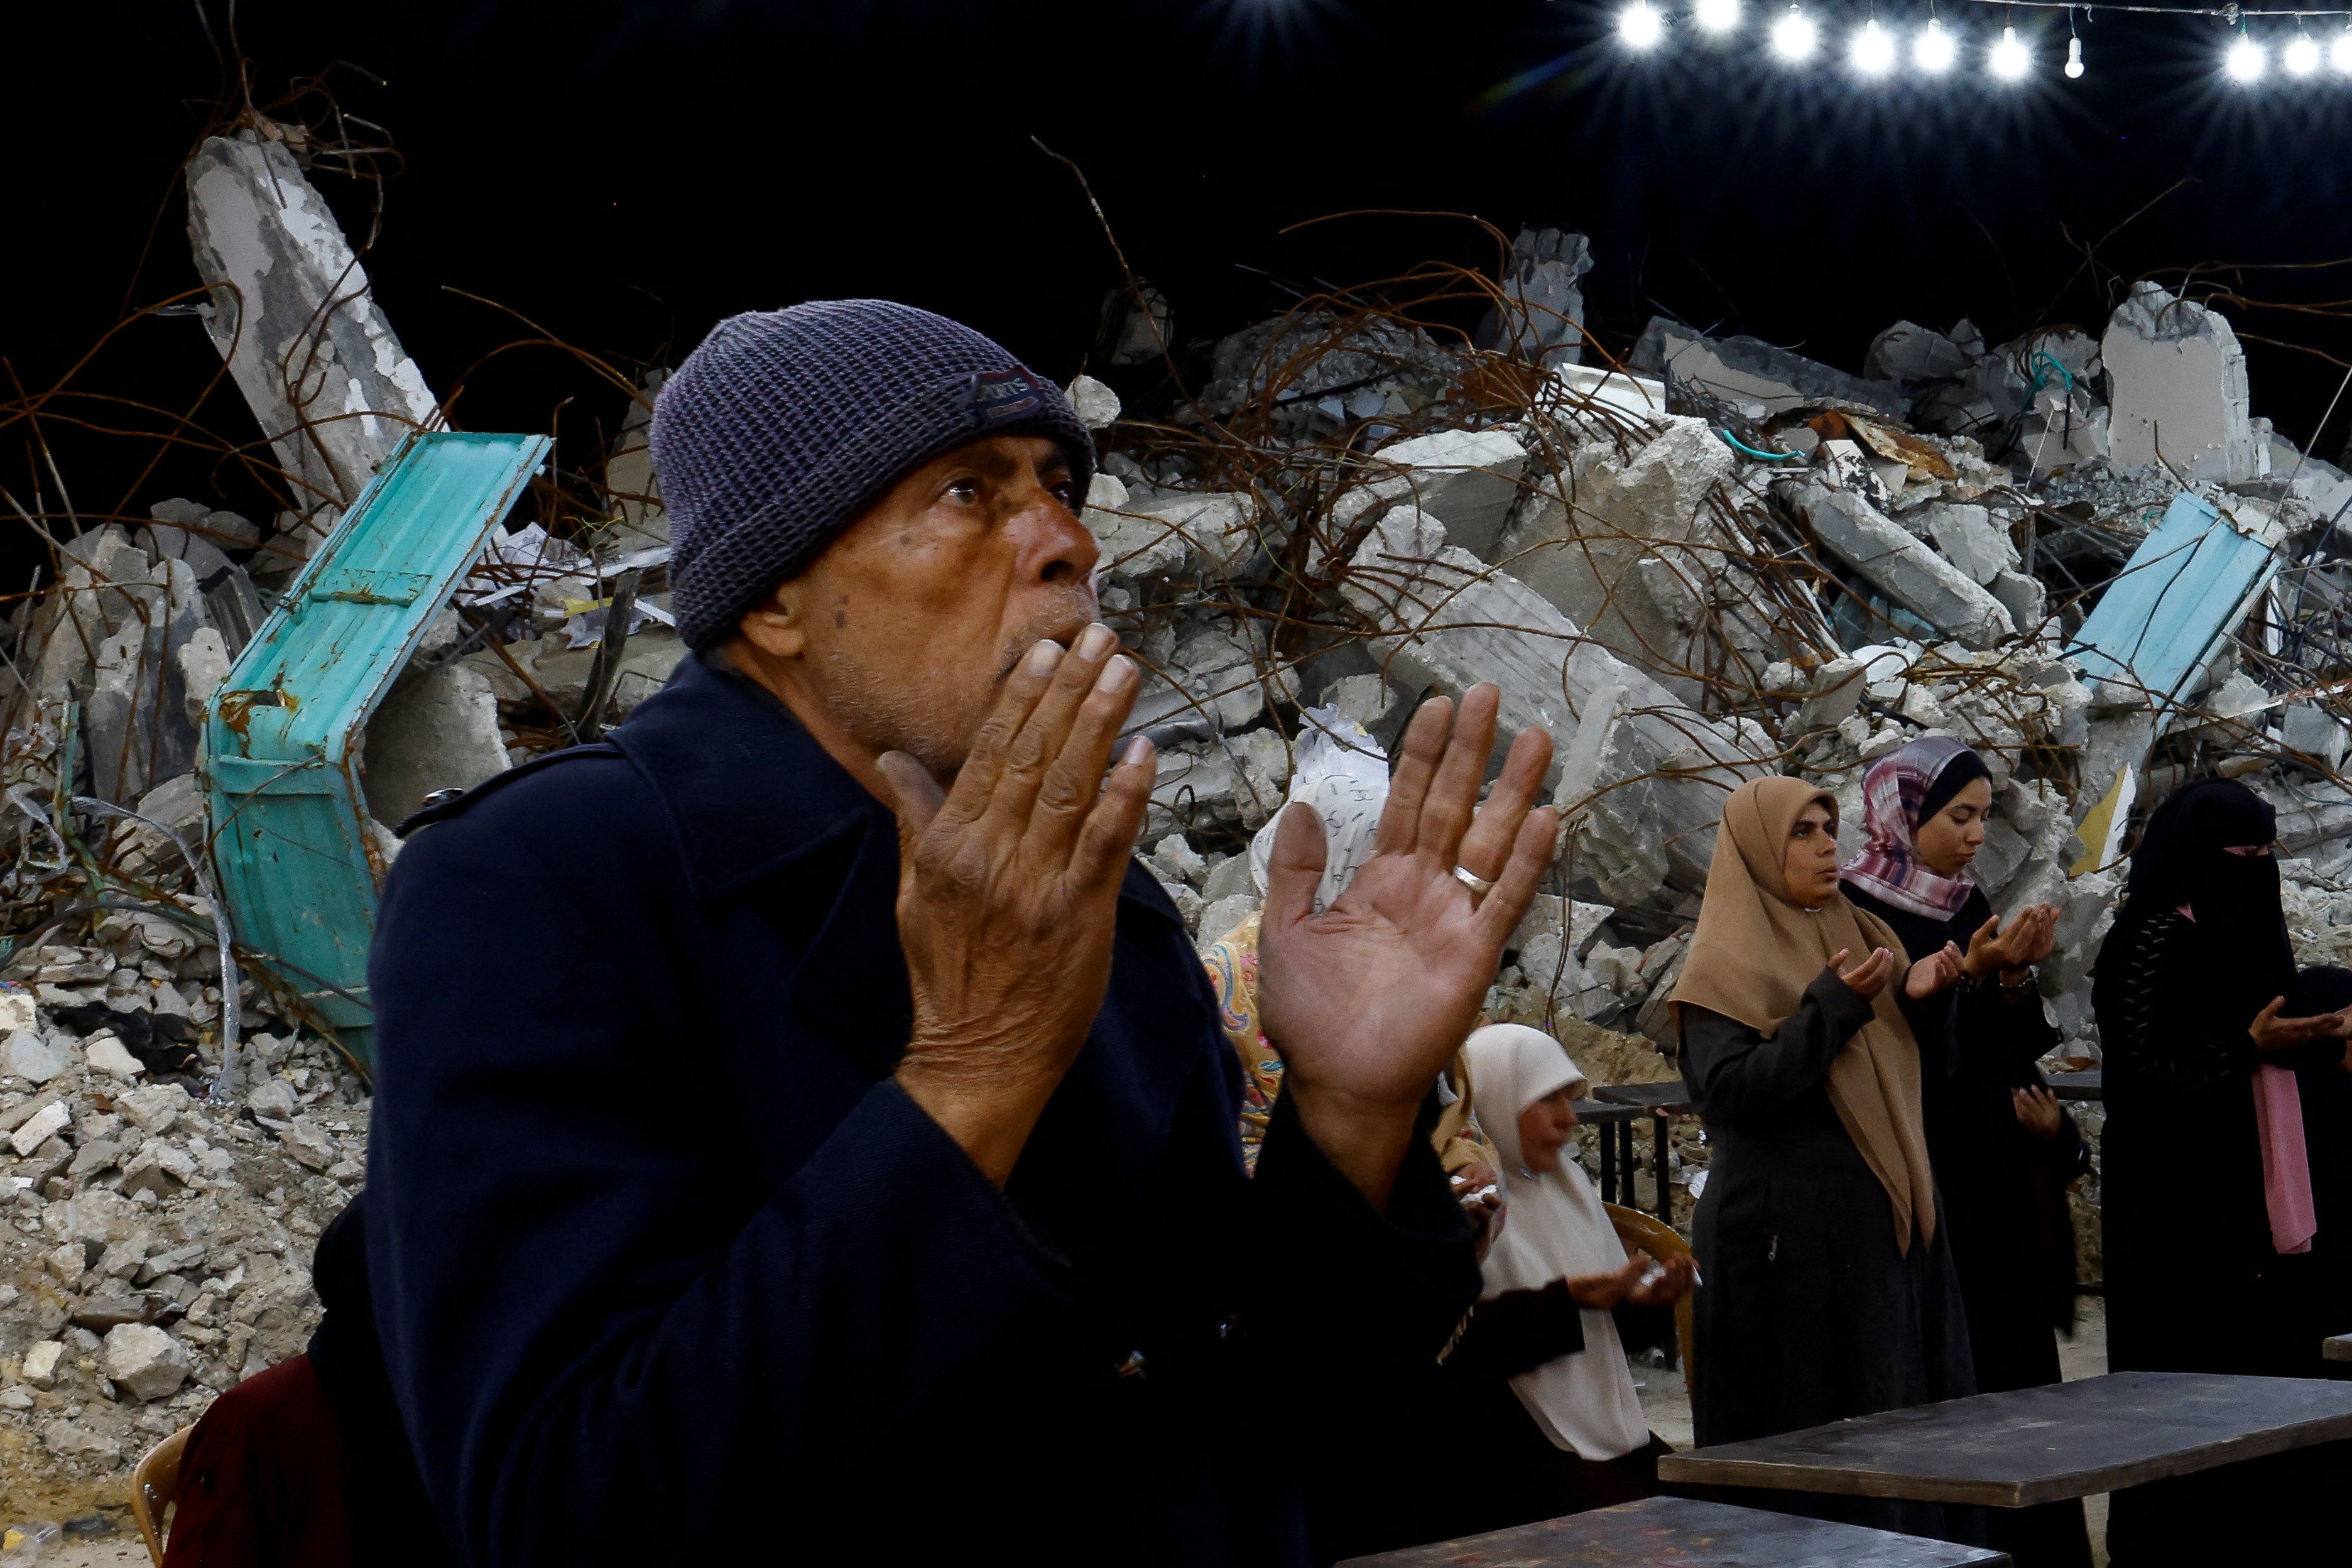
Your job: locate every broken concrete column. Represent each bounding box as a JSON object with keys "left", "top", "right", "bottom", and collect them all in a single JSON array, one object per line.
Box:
[
  {"left": 1921, "top": 503, "right": 2017, "bottom": 587},
  {"left": 82, "top": 554, "right": 207, "bottom": 805},
  {"left": 2101, "top": 281, "right": 2258, "bottom": 483},
  {"left": 1785, "top": 478, "right": 2015, "bottom": 648},
  {"left": 186, "top": 126, "right": 439, "bottom": 545},
  {"left": 362, "top": 663, "right": 513, "bottom": 826},
  {"left": 1630, "top": 318, "right": 1907, "bottom": 420},
  {"left": 1475, "top": 227, "right": 1594, "bottom": 369},
  {"left": 1341, "top": 504, "right": 1766, "bottom": 910}
]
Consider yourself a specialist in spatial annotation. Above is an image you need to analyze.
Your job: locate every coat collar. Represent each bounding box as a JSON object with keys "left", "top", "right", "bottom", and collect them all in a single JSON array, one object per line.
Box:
[{"left": 611, "top": 651, "right": 888, "bottom": 904}]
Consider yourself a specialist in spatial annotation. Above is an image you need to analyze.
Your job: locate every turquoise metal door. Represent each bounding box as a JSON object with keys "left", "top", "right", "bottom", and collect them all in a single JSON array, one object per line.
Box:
[
  {"left": 2070, "top": 491, "right": 2280, "bottom": 724},
  {"left": 201, "top": 431, "right": 552, "bottom": 1066}
]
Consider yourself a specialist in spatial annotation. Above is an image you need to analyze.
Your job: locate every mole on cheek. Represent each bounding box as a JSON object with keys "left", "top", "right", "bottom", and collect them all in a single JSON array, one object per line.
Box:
[{"left": 834, "top": 610, "right": 847, "bottom": 628}]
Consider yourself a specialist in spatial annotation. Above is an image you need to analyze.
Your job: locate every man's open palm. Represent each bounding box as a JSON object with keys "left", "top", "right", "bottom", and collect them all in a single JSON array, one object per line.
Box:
[{"left": 1256, "top": 685, "right": 1556, "bottom": 1200}]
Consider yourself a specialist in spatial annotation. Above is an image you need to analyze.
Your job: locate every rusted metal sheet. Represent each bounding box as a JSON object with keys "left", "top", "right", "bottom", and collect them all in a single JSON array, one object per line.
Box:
[{"left": 200, "top": 431, "right": 550, "bottom": 1065}]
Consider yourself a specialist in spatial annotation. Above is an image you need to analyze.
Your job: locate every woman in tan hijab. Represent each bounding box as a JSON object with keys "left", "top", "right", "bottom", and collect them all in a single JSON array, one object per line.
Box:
[{"left": 1673, "top": 776, "right": 1973, "bottom": 1539}]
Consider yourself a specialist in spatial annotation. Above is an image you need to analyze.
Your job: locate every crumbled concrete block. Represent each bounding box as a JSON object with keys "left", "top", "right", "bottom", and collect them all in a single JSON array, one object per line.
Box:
[
  {"left": 117, "top": 1083, "right": 188, "bottom": 1136},
  {"left": 1865, "top": 321, "right": 1972, "bottom": 383},
  {"left": 2102, "top": 280, "right": 2259, "bottom": 483},
  {"left": 1067, "top": 374, "right": 1121, "bottom": 430},
  {"left": 1924, "top": 503, "right": 2016, "bottom": 587},
  {"left": 0, "top": 989, "right": 35, "bottom": 1034},
  {"left": 3, "top": 1028, "right": 70, "bottom": 1085},
  {"left": 1476, "top": 226, "right": 1594, "bottom": 368},
  {"left": 96, "top": 1236, "right": 150, "bottom": 1281},
  {"left": 21, "top": 1340, "right": 64, "bottom": 1390},
  {"left": 246, "top": 1077, "right": 302, "bottom": 1122},
  {"left": 1151, "top": 835, "right": 1209, "bottom": 888},
  {"left": 41, "top": 1419, "right": 126, "bottom": 1465},
  {"left": 121, "top": 1143, "right": 197, "bottom": 1197},
  {"left": 84, "top": 1034, "right": 144, "bottom": 1079},
  {"left": 1323, "top": 673, "right": 1395, "bottom": 735},
  {"left": 71, "top": 1293, "right": 149, "bottom": 1332},
  {"left": 102, "top": 1323, "right": 189, "bottom": 1402},
  {"left": 1792, "top": 657, "right": 1868, "bottom": 733},
  {"left": 1373, "top": 427, "right": 1531, "bottom": 558},
  {"left": 2284, "top": 703, "right": 2350, "bottom": 771},
  {"left": 1631, "top": 317, "right": 1907, "bottom": 419},
  {"left": 1989, "top": 569, "right": 2047, "bottom": 631},
  {"left": 9, "top": 1100, "right": 70, "bottom": 1158},
  {"left": 275, "top": 1118, "right": 341, "bottom": 1172}
]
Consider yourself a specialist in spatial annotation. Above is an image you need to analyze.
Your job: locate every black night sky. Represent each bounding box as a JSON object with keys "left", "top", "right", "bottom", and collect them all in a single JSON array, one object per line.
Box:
[{"left": 16, "top": 0, "right": 2352, "bottom": 581}]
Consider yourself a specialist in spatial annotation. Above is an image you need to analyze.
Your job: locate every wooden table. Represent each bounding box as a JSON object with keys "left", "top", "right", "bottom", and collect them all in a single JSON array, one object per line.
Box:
[
  {"left": 2325, "top": 1334, "right": 2352, "bottom": 1363},
  {"left": 1336, "top": 1495, "right": 2008, "bottom": 1567},
  {"left": 1592, "top": 1081, "right": 1692, "bottom": 1226},
  {"left": 1656, "top": 1371, "right": 2352, "bottom": 1507}
]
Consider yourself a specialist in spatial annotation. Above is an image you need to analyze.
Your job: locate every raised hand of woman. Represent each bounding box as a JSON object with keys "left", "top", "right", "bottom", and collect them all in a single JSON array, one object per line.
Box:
[
  {"left": 2251, "top": 996, "right": 2351, "bottom": 1054},
  {"left": 2012, "top": 1084, "right": 2062, "bottom": 1141},
  {"left": 1963, "top": 904, "right": 2058, "bottom": 979},
  {"left": 1834, "top": 946, "right": 1895, "bottom": 1000},
  {"left": 1566, "top": 1253, "right": 1654, "bottom": 1310},
  {"left": 1905, "top": 940, "right": 1966, "bottom": 999}
]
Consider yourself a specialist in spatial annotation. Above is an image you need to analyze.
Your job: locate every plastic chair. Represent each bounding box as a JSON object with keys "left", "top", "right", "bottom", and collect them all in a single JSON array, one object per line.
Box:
[
  {"left": 129, "top": 1426, "right": 190, "bottom": 1566},
  {"left": 1605, "top": 1202, "right": 1697, "bottom": 1400}
]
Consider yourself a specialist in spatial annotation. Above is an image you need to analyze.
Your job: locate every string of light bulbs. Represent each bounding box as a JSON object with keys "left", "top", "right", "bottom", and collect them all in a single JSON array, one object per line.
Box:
[{"left": 1610, "top": 0, "right": 2352, "bottom": 82}]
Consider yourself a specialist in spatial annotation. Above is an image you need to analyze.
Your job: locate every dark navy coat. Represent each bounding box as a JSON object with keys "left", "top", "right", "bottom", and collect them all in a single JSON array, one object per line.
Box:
[{"left": 363, "top": 653, "right": 1479, "bottom": 1567}]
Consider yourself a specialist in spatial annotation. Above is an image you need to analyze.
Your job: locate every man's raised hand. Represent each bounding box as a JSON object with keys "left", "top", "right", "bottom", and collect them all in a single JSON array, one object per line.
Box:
[
  {"left": 1255, "top": 685, "right": 1557, "bottom": 1208},
  {"left": 878, "top": 624, "right": 1156, "bottom": 1184}
]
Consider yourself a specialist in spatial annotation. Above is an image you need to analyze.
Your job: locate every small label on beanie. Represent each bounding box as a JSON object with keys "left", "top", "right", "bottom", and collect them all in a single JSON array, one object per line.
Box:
[{"left": 971, "top": 366, "right": 1051, "bottom": 428}]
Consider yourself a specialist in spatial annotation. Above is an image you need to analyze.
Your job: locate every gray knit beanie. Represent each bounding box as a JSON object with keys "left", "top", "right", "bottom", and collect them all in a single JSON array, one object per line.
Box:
[{"left": 651, "top": 299, "right": 1096, "bottom": 650}]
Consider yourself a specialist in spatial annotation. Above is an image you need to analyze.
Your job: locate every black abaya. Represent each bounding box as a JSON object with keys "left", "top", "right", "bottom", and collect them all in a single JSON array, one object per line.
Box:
[{"left": 1845, "top": 883, "right": 2093, "bottom": 1568}]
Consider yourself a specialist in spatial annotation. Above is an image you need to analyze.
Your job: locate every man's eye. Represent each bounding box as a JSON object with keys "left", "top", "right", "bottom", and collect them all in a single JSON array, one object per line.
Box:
[{"left": 945, "top": 477, "right": 981, "bottom": 503}]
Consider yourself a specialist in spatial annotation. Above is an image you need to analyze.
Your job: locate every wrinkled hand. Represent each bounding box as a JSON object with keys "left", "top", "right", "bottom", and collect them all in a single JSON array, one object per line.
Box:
[
  {"left": 1964, "top": 904, "right": 2057, "bottom": 981},
  {"left": 878, "top": 626, "right": 1157, "bottom": 1184},
  {"left": 1834, "top": 946, "right": 1895, "bottom": 1001},
  {"left": 2250, "top": 996, "right": 2352, "bottom": 1055},
  {"left": 1905, "top": 940, "right": 1965, "bottom": 999},
  {"left": 2012, "top": 1084, "right": 2063, "bottom": 1141},
  {"left": 1257, "top": 685, "right": 1557, "bottom": 1207}
]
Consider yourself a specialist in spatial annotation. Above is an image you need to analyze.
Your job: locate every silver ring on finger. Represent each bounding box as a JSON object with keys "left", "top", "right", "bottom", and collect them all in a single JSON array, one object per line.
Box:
[{"left": 1453, "top": 864, "right": 1496, "bottom": 895}]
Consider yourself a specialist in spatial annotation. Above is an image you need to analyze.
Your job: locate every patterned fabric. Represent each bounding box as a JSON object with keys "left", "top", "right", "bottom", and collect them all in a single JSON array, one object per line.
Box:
[
  {"left": 1839, "top": 736, "right": 1978, "bottom": 920},
  {"left": 650, "top": 300, "right": 1095, "bottom": 649},
  {"left": 1200, "top": 913, "right": 1283, "bottom": 1169}
]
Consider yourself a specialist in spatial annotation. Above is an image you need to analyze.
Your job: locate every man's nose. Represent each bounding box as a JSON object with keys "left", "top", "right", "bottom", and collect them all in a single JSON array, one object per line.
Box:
[{"left": 1014, "top": 487, "right": 1101, "bottom": 587}]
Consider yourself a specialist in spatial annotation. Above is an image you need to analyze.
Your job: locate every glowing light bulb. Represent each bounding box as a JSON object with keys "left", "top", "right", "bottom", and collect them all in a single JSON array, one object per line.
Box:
[
  {"left": 2064, "top": 35, "right": 2083, "bottom": 77},
  {"left": 1852, "top": 18, "right": 1896, "bottom": 74},
  {"left": 1619, "top": 1, "right": 1665, "bottom": 50},
  {"left": 1694, "top": 0, "right": 1742, "bottom": 35},
  {"left": 1915, "top": 18, "right": 1956, "bottom": 73},
  {"left": 2286, "top": 35, "right": 2321, "bottom": 76},
  {"left": 2226, "top": 36, "right": 2267, "bottom": 82},
  {"left": 2334, "top": 27, "right": 2352, "bottom": 74},
  {"left": 1990, "top": 24, "right": 2030, "bottom": 80},
  {"left": 1771, "top": 3, "right": 1819, "bottom": 61}
]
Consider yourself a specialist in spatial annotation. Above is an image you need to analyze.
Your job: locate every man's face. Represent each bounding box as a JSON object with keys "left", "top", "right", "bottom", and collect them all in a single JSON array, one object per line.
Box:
[{"left": 734, "top": 433, "right": 1101, "bottom": 779}]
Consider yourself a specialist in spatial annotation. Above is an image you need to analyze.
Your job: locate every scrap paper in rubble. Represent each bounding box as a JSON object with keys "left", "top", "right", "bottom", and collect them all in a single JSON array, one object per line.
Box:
[{"left": 1249, "top": 707, "right": 1389, "bottom": 915}]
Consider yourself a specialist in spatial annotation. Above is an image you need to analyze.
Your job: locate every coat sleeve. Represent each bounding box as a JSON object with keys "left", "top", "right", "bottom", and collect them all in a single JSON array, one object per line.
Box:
[
  {"left": 365, "top": 807, "right": 1072, "bottom": 1568},
  {"left": 1680, "top": 969, "right": 1879, "bottom": 1123},
  {"left": 1437, "top": 1282, "right": 1586, "bottom": 1383},
  {"left": 1246, "top": 1087, "right": 1484, "bottom": 1376}
]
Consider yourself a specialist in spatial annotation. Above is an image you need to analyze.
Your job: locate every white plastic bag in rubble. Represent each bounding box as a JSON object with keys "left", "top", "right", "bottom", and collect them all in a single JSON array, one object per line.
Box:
[{"left": 1248, "top": 706, "right": 1390, "bottom": 915}]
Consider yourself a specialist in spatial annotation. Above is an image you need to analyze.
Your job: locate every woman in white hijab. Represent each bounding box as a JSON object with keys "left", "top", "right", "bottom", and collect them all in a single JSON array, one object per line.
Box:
[{"left": 1427, "top": 1023, "right": 1695, "bottom": 1538}]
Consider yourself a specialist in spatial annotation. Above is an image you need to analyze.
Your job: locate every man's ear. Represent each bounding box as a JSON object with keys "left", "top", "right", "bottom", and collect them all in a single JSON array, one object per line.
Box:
[{"left": 734, "top": 581, "right": 807, "bottom": 660}]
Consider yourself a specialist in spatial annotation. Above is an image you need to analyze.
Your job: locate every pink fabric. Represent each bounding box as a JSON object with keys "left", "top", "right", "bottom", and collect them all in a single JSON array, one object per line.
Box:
[{"left": 2253, "top": 1065, "right": 2318, "bottom": 1255}]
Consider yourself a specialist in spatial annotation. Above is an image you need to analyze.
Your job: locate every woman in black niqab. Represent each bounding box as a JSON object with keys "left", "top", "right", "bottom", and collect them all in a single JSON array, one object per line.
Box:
[{"left": 2092, "top": 778, "right": 2352, "bottom": 1565}]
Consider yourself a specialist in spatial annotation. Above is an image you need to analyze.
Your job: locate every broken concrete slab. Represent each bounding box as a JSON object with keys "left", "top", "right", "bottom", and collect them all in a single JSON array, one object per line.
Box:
[
  {"left": 1631, "top": 317, "right": 1907, "bottom": 420},
  {"left": 361, "top": 662, "right": 513, "bottom": 827},
  {"left": 1922, "top": 503, "right": 2017, "bottom": 587},
  {"left": 1785, "top": 479, "right": 2015, "bottom": 648},
  {"left": 2102, "top": 281, "right": 2259, "bottom": 484},
  {"left": 1341, "top": 503, "right": 1766, "bottom": 909},
  {"left": 1373, "top": 427, "right": 1531, "bottom": 560},
  {"left": 102, "top": 1322, "right": 189, "bottom": 1402},
  {"left": 1864, "top": 321, "right": 1972, "bottom": 384},
  {"left": 185, "top": 126, "right": 440, "bottom": 536}
]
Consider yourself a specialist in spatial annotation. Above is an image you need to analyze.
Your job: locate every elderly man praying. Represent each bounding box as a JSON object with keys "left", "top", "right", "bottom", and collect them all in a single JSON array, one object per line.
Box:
[{"left": 358, "top": 301, "right": 1558, "bottom": 1566}]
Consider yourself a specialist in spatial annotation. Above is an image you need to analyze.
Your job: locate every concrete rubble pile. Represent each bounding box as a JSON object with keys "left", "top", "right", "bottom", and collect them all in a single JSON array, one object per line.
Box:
[
  {"left": 1112, "top": 234, "right": 2352, "bottom": 1177},
  {"left": 10, "top": 155, "right": 2352, "bottom": 1499}
]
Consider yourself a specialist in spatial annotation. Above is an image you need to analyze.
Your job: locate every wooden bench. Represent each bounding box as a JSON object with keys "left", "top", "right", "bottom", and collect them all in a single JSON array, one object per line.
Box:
[{"left": 1336, "top": 1494, "right": 2007, "bottom": 1567}]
